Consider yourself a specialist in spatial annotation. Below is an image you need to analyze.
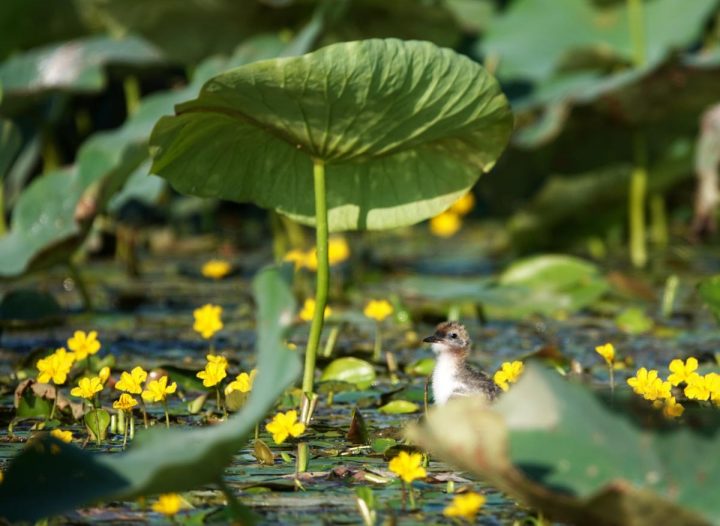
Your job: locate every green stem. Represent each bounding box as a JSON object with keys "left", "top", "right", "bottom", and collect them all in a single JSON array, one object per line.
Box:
[
  {"left": 627, "top": 0, "right": 647, "bottom": 67},
  {"left": 123, "top": 76, "right": 141, "bottom": 117},
  {"left": 254, "top": 423, "right": 259, "bottom": 441},
  {"left": 163, "top": 400, "right": 170, "bottom": 428},
  {"left": 609, "top": 365, "right": 615, "bottom": 398},
  {"left": 122, "top": 411, "right": 129, "bottom": 449},
  {"left": 629, "top": 133, "right": 648, "bottom": 269},
  {"left": 321, "top": 324, "right": 341, "bottom": 358},
  {"left": 661, "top": 275, "right": 679, "bottom": 318},
  {"left": 301, "top": 158, "right": 329, "bottom": 397},
  {"left": 49, "top": 389, "right": 58, "bottom": 421},
  {"left": 297, "top": 442, "right": 309, "bottom": 473},
  {"left": 372, "top": 323, "right": 382, "bottom": 362},
  {"left": 408, "top": 484, "right": 416, "bottom": 510},
  {"left": 139, "top": 399, "right": 149, "bottom": 429},
  {"left": 0, "top": 183, "right": 6, "bottom": 236},
  {"left": 650, "top": 193, "right": 668, "bottom": 248},
  {"left": 94, "top": 408, "right": 101, "bottom": 445}
]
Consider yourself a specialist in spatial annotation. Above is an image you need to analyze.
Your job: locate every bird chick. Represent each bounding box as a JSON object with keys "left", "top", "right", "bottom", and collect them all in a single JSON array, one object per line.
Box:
[{"left": 423, "top": 321, "right": 499, "bottom": 405}]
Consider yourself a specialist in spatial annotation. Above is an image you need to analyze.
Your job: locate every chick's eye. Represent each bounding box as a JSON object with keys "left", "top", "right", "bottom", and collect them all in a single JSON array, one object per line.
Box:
[{"left": 450, "top": 333, "right": 457, "bottom": 339}]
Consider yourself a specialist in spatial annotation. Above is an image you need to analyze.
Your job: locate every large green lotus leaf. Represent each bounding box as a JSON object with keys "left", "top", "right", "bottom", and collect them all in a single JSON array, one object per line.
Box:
[
  {"left": 0, "top": 265, "right": 300, "bottom": 522},
  {"left": 149, "top": 39, "right": 512, "bottom": 232},
  {"left": 407, "top": 363, "right": 720, "bottom": 526},
  {"left": 482, "top": 0, "right": 717, "bottom": 83},
  {"left": 0, "top": 35, "right": 163, "bottom": 105},
  {"left": 394, "top": 255, "right": 607, "bottom": 319},
  {"left": 0, "top": 142, "right": 146, "bottom": 278}
]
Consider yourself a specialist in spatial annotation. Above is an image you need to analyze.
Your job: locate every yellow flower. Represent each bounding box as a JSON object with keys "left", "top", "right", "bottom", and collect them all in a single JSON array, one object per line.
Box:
[
  {"left": 193, "top": 304, "right": 223, "bottom": 339},
  {"left": 657, "top": 396, "right": 684, "bottom": 419},
  {"left": 364, "top": 299, "right": 393, "bottom": 322},
  {"left": 595, "top": 343, "right": 615, "bottom": 366},
  {"left": 50, "top": 429, "right": 73, "bottom": 443},
  {"left": 36, "top": 348, "right": 75, "bottom": 385},
  {"left": 113, "top": 393, "right": 138, "bottom": 411},
  {"left": 388, "top": 451, "right": 426, "bottom": 484},
  {"left": 70, "top": 376, "right": 103, "bottom": 400},
  {"left": 225, "top": 370, "right": 256, "bottom": 395},
  {"left": 142, "top": 376, "right": 177, "bottom": 403},
  {"left": 266, "top": 410, "right": 305, "bottom": 444},
  {"left": 493, "top": 361, "right": 524, "bottom": 391},
  {"left": 667, "top": 357, "right": 700, "bottom": 386},
  {"left": 201, "top": 259, "right": 231, "bottom": 279},
  {"left": 449, "top": 192, "right": 476, "bottom": 216},
  {"left": 443, "top": 492, "right": 486, "bottom": 520},
  {"left": 685, "top": 374, "right": 711, "bottom": 401},
  {"left": 299, "top": 298, "right": 332, "bottom": 322},
  {"left": 706, "top": 372, "right": 720, "bottom": 405},
  {"left": 197, "top": 361, "right": 227, "bottom": 388},
  {"left": 98, "top": 366, "right": 111, "bottom": 384},
  {"left": 206, "top": 354, "right": 228, "bottom": 367},
  {"left": 116, "top": 366, "right": 148, "bottom": 394},
  {"left": 627, "top": 367, "right": 659, "bottom": 396},
  {"left": 430, "top": 211, "right": 461, "bottom": 238},
  {"left": 67, "top": 330, "right": 101, "bottom": 360},
  {"left": 643, "top": 378, "right": 672, "bottom": 401},
  {"left": 283, "top": 249, "right": 310, "bottom": 270},
  {"left": 306, "top": 237, "right": 351, "bottom": 270},
  {"left": 152, "top": 493, "right": 183, "bottom": 516}
]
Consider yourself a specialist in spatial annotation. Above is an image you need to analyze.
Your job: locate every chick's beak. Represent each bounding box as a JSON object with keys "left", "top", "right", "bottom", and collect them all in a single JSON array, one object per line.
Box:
[{"left": 423, "top": 334, "right": 441, "bottom": 343}]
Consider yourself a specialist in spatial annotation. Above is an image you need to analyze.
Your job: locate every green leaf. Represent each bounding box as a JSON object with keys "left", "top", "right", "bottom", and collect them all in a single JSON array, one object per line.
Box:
[
  {"left": 0, "top": 265, "right": 300, "bottom": 522},
  {"left": 252, "top": 438, "right": 275, "bottom": 466},
  {"left": 481, "top": 0, "right": 717, "bottom": 82},
  {"left": 320, "top": 357, "right": 376, "bottom": 389},
  {"left": 0, "top": 35, "right": 163, "bottom": 107},
  {"left": 615, "top": 307, "right": 654, "bottom": 335},
  {"left": 698, "top": 275, "right": 720, "bottom": 321},
  {"left": 85, "top": 409, "right": 110, "bottom": 441},
  {"left": 149, "top": 38, "right": 512, "bottom": 232},
  {"left": 404, "top": 357, "right": 435, "bottom": 377},
  {"left": 378, "top": 400, "right": 419, "bottom": 414},
  {"left": 396, "top": 255, "right": 607, "bottom": 319},
  {"left": 408, "top": 363, "right": 720, "bottom": 526},
  {"left": 0, "top": 289, "right": 63, "bottom": 328}
]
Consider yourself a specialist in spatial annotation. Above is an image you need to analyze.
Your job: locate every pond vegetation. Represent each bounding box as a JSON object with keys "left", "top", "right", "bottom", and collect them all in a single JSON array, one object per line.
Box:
[{"left": 2, "top": 1, "right": 720, "bottom": 525}]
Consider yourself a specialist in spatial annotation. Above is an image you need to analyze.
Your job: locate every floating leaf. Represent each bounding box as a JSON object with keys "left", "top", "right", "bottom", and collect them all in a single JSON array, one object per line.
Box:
[
  {"left": 320, "top": 357, "right": 376, "bottom": 389},
  {"left": 405, "top": 357, "right": 435, "bottom": 377},
  {"left": 253, "top": 439, "right": 275, "bottom": 466},
  {"left": 0, "top": 265, "right": 300, "bottom": 522},
  {"left": 408, "top": 363, "right": 720, "bottom": 525},
  {"left": 615, "top": 307, "right": 654, "bottom": 335},
  {"left": 149, "top": 38, "right": 512, "bottom": 232},
  {"left": 378, "top": 400, "right": 419, "bottom": 414}
]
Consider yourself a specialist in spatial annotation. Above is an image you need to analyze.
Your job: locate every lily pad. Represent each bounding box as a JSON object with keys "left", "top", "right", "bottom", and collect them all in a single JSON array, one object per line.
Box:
[
  {"left": 320, "top": 357, "right": 376, "bottom": 389},
  {"left": 408, "top": 363, "right": 720, "bottom": 526},
  {"left": 0, "top": 265, "right": 300, "bottom": 522},
  {"left": 0, "top": 289, "right": 63, "bottom": 328},
  {"left": 149, "top": 38, "right": 512, "bottom": 232},
  {"left": 378, "top": 400, "right": 419, "bottom": 414}
]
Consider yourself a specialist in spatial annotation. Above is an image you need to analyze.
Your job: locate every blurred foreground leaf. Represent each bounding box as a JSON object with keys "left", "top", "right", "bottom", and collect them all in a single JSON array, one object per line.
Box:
[
  {"left": 408, "top": 363, "right": 720, "bottom": 526},
  {"left": 0, "top": 265, "right": 301, "bottom": 522}
]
